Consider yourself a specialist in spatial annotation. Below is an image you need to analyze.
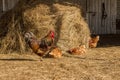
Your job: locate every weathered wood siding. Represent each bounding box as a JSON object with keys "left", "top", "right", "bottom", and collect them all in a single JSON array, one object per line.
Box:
[
  {"left": 86, "top": 0, "right": 117, "bottom": 34},
  {"left": 0, "top": 0, "right": 19, "bottom": 12},
  {"left": 117, "top": 0, "right": 120, "bottom": 18},
  {"left": 0, "top": 0, "right": 2, "bottom": 12},
  {"left": 0, "top": 0, "right": 119, "bottom": 34},
  {"left": 116, "top": 0, "right": 120, "bottom": 33},
  {"left": 4, "top": 0, "right": 19, "bottom": 11}
]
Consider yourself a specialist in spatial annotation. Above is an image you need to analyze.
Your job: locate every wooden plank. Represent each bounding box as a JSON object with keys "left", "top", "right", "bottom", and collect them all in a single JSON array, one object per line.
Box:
[
  {"left": 97, "top": 0, "right": 100, "bottom": 34},
  {"left": 98, "top": 0, "right": 102, "bottom": 34},
  {"left": 91, "top": 0, "right": 94, "bottom": 33},
  {"left": 0, "top": 0, "right": 2, "bottom": 11},
  {"left": 94, "top": 0, "right": 96, "bottom": 34},
  {"left": 105, "top": 0, "right": 108, "bottom": 34},
  {"left": 87, "top": 0, "right": 117, "bottom": 34},
  {"left": 2, "top": 0, "right": 19, "bottom": 11},
  {"left": 117, "top": 0, "right": 120, "bottom": 18},
  {"left": 96, "top": 0, "right": 100, "bottom": 34},
  {"left": 99, "top": 0, "right": 102, "bottom": 34},
  {"left": 88, "top": 0, "right": 92, "bottom": 32},
  {"left": 111, "top": 0, "right": 117, "bottom": 34},
  {"left": 93, "top": 0, "right": 97, "bottom": 34},
  {"left": 107, "top": 0, "right": 112, "bottom": 34},
  {"left": 113, "top": 0, "right": 117, "bottom": 33},
  {"left": 104, "top": 0, "right": 107, "bottom": 34},
  {"left": 87, "top": 0, "right": 92, "bottom": 33},
  {"left": 101, "top": 0, "right": 105, "bottom": 34}
]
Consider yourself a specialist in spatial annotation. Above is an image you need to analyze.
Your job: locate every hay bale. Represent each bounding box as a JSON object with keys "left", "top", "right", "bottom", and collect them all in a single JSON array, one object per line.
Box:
[
  {"left": 23, "top": 4, "right": 55, "bottom": 38},
  {"left": 0, "top": 0, "right": 90, "bottom": 53},
  {"left": 0, "top": 13, "right": 26, "bottom": 53},
  {"left": 53, "top": 4, "right": 90, "bottom": 51}
]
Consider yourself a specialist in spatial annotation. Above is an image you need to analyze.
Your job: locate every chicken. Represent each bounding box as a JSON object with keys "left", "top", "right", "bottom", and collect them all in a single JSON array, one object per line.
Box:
[
  {"left": 24, "top": 32, "right": 44, "bottom": 56},
  {"left": 47, "top": 47, "right": 62, "bottom": 58},
  {"left": 68, "top": 45, "right": 86, "bottom": 55},
  {"left": 24, "top": 30, "right": 55, "bottom": 56},
  {"left": 89, "top": 35, "right": 100, "bottom": 48},
  {"left": 39, "top": 30, "right": 55, "bottom": 50},
  {"left": 24, "top": 32, "right": 36, "bottom": 43}
]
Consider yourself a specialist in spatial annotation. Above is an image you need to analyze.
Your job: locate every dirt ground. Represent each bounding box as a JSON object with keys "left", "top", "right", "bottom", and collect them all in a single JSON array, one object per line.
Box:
[{"left": 0, "top": 35, "right": 120, "bottom": 80}]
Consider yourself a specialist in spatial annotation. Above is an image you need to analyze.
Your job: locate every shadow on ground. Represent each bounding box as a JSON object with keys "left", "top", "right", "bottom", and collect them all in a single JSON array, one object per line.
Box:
[
  {"left": 0, "top": 58, "right": 36, "bottom": 61},
  {"left": 98, "top": 34, "right": 120, "bottom": 47}
]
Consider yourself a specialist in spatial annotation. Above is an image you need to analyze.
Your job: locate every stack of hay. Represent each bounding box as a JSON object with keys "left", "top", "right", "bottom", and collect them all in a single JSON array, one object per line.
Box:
[{"left": 0, "top": 0, "right": 90, "bottom": 54}]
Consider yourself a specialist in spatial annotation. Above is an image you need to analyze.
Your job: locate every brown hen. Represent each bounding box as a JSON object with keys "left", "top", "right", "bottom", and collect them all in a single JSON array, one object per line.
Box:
[
  {"left": 68, "top": 45, "right": 86, "bottom": 55},
  {"left": 48, "top": 47, "right": 62, "bottom": 58},
  {"left": 89, "top": 35, "right": 100, "bottom": 48}
]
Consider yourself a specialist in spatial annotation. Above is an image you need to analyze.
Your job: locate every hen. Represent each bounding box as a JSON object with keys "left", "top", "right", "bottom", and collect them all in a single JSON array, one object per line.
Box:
[
  {"left": 89, "top": 35, "right": 100, "bottom": 48},
  {"left": 68, "top": 45, "right": 86, "bottom": 55},
  {"left": 47, "top": 47, "right": 62, "bottom": 58}
]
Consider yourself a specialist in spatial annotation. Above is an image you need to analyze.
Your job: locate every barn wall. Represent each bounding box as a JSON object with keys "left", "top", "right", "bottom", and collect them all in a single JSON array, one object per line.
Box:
[
  {"left": 86, "top": 0, "right": 117, "bottom": 34},
  {"left": 1, "top": 0, "right": 119, "bottom": 34},
  {"left": 116, "top": 0, "right": 120, "bottom": 32},
  {"left": 0, "top": 0, "right": 19, "bottom": 12},
  {"left": 0, "top": 0, "right": 86, "bottom": 16},
  {"left": 117, "top": 0, "right": 120, "bottom": 18},
  {"left": 3, "top": 0, "right": 19, "bottom": 11},
  {"left": 0, "top": 0, "right": 19, "bottom": 17},
  {"left": 0, "top": 0, "right": 2, "bottom": 12}
]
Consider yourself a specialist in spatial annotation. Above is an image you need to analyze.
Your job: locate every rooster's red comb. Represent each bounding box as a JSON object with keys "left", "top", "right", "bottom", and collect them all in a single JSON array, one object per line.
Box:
[{"left": 50, "top": 30, "right": 55, "bottom": 38}]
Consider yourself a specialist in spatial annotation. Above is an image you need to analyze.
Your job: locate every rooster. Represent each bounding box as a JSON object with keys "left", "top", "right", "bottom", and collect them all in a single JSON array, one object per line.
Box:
[
  {"left": 89, "top": 35, "right": 100, "bottom": 48},
  {"left": 68, "top": 45, "right": 86, "bottom": 55},
  {"left": 24, "top": 30, "right": 55, "bottom": 56},
  {"left": 24, "top": 32, "right": 45, "bottom": 56},
  {"left": 39, "top": 30, "right": 55, "bottom": 50}
]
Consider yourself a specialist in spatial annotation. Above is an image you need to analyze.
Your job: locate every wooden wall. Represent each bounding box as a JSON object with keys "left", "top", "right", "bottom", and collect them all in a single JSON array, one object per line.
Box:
[
  {"left": 4, "top": 0, "right": 19, "bottom": 11},
  {"left": 117, "top": 0, "right": 120, "bottom": 19},
  {"left": 116, "top": 0, "right": 120, "bottom": 32},
  {"left": 0, "top": 0, "right": 119, "bottom": 34},
  {"left": 0, "top": 0, "right": 2, "bottom": 12},
  {"left": 86, "top": 0, "right": 117, "bottom": 34},
  {"left": 0, "top": 0, "right": 19, "bottom": 12}
]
